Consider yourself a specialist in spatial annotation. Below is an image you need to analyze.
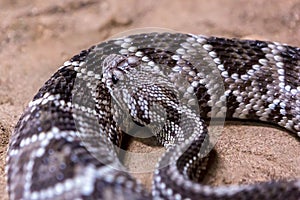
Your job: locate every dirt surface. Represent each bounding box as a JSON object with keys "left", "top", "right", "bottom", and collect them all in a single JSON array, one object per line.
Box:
[{"left": 1, "top": 0, "right": 300, "bottom": 199}]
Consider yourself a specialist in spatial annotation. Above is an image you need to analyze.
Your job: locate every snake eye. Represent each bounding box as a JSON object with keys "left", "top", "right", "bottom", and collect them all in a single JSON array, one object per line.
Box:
[{"left": 112, "top": 74, "right": 119, "bottom": 84}]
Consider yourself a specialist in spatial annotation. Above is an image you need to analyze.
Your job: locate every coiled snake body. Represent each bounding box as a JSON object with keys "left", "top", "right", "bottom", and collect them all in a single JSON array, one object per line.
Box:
[{"left": 6, "top": 32, "right": 300, "bottom": 199}]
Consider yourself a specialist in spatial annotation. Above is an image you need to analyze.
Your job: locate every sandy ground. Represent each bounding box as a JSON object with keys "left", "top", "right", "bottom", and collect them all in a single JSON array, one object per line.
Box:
[{"left": 1, "top": 0, "right": 300, "bottom": 199}]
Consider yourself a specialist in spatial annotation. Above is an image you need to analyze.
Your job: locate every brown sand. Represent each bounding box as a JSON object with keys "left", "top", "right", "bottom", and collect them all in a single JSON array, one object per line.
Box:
[{"left": 1, "top": 0, "right": 300, "bottom": 199}]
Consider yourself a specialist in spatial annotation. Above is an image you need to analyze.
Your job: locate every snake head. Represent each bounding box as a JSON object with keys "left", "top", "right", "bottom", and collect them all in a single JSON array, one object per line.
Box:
[
  {"left": 101, "top": 54, "right": 146, "bottom": 129},
  {"left": 102, "top": 54, "right": 140, "bottom": 88}
]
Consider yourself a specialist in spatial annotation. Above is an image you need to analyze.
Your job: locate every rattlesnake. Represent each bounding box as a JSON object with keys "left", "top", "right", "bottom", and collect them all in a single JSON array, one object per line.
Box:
[{"left": 6, "top": 32, "right": 300, "bottom": 200}]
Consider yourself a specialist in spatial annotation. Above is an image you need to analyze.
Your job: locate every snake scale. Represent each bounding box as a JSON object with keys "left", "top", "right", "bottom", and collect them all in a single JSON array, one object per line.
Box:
[{"left": 6, "top": 32, "right": 300, "bottom": 200}]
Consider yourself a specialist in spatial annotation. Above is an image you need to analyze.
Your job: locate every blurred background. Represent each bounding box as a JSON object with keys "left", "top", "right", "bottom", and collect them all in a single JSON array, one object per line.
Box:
[{"left": 1, "top": 1, "right": 300, "bottom": 199}]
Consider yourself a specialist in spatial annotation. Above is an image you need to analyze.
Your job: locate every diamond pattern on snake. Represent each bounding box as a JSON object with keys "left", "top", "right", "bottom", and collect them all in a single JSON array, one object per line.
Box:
[{"left": 6, "top": 32, "right": 300, "bottom": 200}]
